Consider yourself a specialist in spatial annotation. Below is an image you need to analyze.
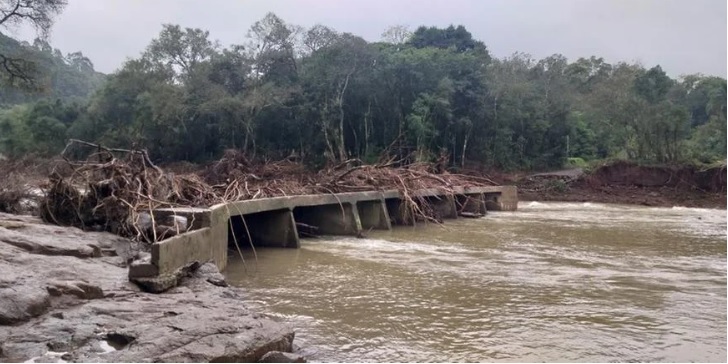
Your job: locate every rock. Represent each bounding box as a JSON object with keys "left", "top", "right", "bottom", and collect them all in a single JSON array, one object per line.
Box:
[
  {"left": 130, "top": 273, "right": 179, "bottom": 293},
  {"left": 0, "top": 287, "right": 50, "bottom": 325},
  {"left": 259, "top": 351, "right": 307, "bottom": 363},
  {"left": 206, "top": 277, "right": 228, "bottom": 287},
  {"left": 192, "top": 261, "right": 228, "bottom": 287},
  {"left": 130, "top": 261, "right": 200, "bottom": 293},
  {"left": 0, "top": 235, "right": 99, "bottom": 258},
  {"left": 127, "top": 261, "right": 158, "bottom": 278},
  {"left": 46, "top": 281, "right": 104, "bottom": 300},
  {"left": 0, "top": 212, "right": 296, "bottom": 363},
  {"left": 127, "top": 252, "right": 158, "bottom": 278}
]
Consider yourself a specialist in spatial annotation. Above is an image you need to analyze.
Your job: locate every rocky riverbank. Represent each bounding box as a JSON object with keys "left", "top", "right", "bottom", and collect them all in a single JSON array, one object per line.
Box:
[{"left": 0, "top": 212, "right": 298, "bottom": 363}]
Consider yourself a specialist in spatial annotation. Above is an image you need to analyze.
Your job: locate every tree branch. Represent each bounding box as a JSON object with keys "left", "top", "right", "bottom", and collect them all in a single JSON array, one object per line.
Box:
[
  {"left": 0, "top": 53, "right": 36, "bottom": 87},
  {"left": 0, "top": 0, "right": 67, "bottom": 34},
  {"left": 0, "top": 0, "right": 22, "bottom": 26}
]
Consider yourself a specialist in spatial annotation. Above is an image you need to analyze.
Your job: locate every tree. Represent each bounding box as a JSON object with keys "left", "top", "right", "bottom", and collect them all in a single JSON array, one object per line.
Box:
[
  {"left": 0, "top": 33, "right": 104, "bottom": 106},
  {"left": 146, "top": 24, "right": 216, "bottom": 80},
  {"left": 65, "top": 51, "right": 94, "bottom": 73},
  {"left": 686, "top": 77, "right": 727, "bottom": 162},
  {"left": 303, "top": 24, "right": 338, "bottom": 53},
  {"left": 482, "top": 53, "right": 535, "bottom": 168},
  {"left": 0, "top": 0, "right": 67, "bottom": 87},
  {"left": 406, "top": 78, "right": 453, "bottom": 161},
  {"left": 634, "top": 65, "right": 672, "bottom": 103},
  {"left": 3, "top": 12, "right": 724, "bottom": 168},
  {"left": 381, "top": 25, "right": 411, "bottom": 44},
  {"left": 408, "top": 25, "right": 487, "bottom": 56},
  {"left": 247, "top": 12, "right": 301, "bottom": 84},
  {"left": 301, "top": 32, "right": 373, "bottom": 162}
]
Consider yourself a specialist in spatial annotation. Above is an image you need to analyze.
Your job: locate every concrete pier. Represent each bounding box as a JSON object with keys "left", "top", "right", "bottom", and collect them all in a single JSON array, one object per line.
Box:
[
  {"left": 230, "top": 209, "right": 300, "bottom": 248},
  {"left": 425, "top": 195, "right": 458, "bottom": 220},
  {"left": 141, "top": 185, "right": 517, "bottom": 278},
  {"left": 385, "top": 198, "right": 411, "bottom": 225},
  {"left": 457, "top": 193, "right": 487, "bottom": 215},
  {"left": 484, "top": 186, "right": 518, "bottom": 211},
  {"left": 357, "top": 200, "right": 391, "bottom": 230},
  {"left": 293, "top": 203, "right": 360, "bottom": 235}
]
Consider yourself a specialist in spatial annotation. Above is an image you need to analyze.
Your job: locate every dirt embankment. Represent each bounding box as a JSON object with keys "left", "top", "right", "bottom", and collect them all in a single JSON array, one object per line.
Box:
[{"left": 514, "top": 161, "right": 727, "bottom": 209}]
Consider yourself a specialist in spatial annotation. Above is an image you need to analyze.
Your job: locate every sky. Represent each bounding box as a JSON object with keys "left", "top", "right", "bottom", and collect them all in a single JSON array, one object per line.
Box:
[{"left": 8, "top": 0, "right": 728, "bottom": 77}]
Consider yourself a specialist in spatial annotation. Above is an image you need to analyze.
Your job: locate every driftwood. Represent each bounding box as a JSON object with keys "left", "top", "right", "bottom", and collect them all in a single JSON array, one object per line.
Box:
[
  {"left": 459, "top": 212, "right": 484, "bottom": 219},
  {"left": 39, "top": 141, "right": 496, "bottom": 243},
  {"left": 295, "top": 222, "right": 319, "bottom": 238},
  {"left": 295, "top": 222, "right": 319, "bottom": 230}
]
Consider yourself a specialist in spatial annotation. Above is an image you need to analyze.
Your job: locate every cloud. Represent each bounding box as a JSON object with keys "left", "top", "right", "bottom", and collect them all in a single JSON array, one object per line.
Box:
[{"left": 16, "top": 0, "right": 726, "bottom": 77}]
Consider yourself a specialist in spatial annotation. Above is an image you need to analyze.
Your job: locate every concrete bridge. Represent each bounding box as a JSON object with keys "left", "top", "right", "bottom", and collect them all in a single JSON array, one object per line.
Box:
[{"left": 129, "top": 186, "right": 517, "bottom": 286}]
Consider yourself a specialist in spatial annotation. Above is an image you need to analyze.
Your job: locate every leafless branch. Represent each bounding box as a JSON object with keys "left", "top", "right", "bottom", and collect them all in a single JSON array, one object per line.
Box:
[
  {"left": 0, "top": 0, "right": 67, "bottom": 35},
  {"left": 0, "top": 53, "right": 36, "bottom": 87}
]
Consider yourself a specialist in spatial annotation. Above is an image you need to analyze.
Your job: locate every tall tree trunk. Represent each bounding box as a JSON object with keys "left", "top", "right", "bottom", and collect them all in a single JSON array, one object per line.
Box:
[
  {"left": 321, "top": 102, "right": 336, "bottom": 163},
  {"left": 492, "top": 95, "right": 499, "bottom": 157},
  {"left": 337, "top": 70, "right": 353, "bottom": 162},
  {"left": 461, "top": 126, "right": 471, "bottom": 167},
  {"left": 364, "top": 100, "right": 371, "bottom": 157}
]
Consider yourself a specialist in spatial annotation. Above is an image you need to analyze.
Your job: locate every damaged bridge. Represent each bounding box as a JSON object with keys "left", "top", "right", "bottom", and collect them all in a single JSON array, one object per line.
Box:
[{"left": 129, "top": 186, "right": 517, "bottom": 290}]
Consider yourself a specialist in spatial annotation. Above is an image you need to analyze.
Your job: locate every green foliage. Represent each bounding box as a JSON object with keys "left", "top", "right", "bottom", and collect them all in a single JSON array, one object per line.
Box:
[
  {"left": 634, "top": 66, "right": 673, "bottom": 103},
  {"left": 408, "top": 25, "right": 488, "bottom": 56},
  {"left": 0, "top": 99, "right": 82, "bottom": 157},
  {"left": 0, "top": 33, "right": 104, "bottom": 106},
  {"left": 566, "top": 157, "right": 589, "bottom": 169},
  {"left": 685, "top": 78, "right": 727, "bottom": 163},
  {"left": 0, "top": 14, "right": 725, "bottom": 169}
]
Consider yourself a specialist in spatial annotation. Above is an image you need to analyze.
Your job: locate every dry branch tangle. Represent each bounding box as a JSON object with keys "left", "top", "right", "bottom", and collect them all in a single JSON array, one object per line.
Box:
[{"left": 40, "top": 142, "right": 495, "bottom": 243}]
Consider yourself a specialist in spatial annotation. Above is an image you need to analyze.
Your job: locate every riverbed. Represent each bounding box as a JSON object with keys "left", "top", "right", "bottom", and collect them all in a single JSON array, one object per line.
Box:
[{"left": 225, "top": 202, "right": 727, "bottom": 362}]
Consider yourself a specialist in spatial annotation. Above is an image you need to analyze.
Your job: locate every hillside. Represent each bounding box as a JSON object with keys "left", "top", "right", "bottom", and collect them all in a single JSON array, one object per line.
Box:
[{"left": 0, "top": 32, "right": 105, "bottom": 106}]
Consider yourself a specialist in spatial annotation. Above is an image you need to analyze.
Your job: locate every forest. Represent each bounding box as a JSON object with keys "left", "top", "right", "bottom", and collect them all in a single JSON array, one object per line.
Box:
[{"left": 1, "top": 12, "right": 726, "bottom": 171}]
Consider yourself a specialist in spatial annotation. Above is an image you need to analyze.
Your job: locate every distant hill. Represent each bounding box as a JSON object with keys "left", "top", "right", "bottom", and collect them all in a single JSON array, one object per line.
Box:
[{"left": 0, "top": 33, "right": 105, "bottom": 106}]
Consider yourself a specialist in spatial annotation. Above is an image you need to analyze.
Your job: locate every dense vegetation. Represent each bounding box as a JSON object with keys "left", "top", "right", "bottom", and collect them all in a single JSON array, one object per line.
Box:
[
  {"left": 1, "top": 12, "right": 726, "bottom": 170},
  {"left": 0, "top": 33, "right": 103, "bottom": 156},
  {"left": 0, "top": 33, "right": 104, "bottom": 105}
]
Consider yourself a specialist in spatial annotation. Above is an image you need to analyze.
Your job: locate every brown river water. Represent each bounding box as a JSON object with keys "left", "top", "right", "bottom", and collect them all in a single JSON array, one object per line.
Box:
[{"left": 225, "top": 202, "right": 727, "bottom": 362}]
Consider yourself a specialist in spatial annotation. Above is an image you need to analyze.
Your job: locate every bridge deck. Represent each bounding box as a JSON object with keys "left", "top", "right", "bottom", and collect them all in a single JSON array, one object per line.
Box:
[{"left": 134, "top": 186, "right": 517, "bottom": 280}]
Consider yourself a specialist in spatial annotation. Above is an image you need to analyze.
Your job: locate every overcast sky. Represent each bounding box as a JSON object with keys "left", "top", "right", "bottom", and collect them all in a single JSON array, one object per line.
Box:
[{"left": 10, "top": 0, "right": 728, "bottom": 77}]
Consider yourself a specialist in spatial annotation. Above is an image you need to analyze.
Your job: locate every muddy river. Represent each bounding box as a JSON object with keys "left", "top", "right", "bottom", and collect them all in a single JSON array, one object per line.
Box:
[{"left": 225, "top": 202, "right": 726, "bottom": 362}]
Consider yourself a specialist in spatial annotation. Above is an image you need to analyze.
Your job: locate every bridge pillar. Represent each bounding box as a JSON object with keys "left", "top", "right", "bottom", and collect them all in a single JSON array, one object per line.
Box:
[
  {"left": 457, "top": 193, "right": 487, "bottom": 215},
  {"left": 485, "top": 186, "right": 518, "bottom": 211},
  {"left": 228, "top": 209, "right": 300, "bottom": 249},
  {"left": 425, "top": 195, "right": 458, "bottom": 220},
  {"left": 293, "top": 203, "right": 361, "bottom": 235},
  {"left": 356, "top": 200, "right": 391, "bottom": 230}
]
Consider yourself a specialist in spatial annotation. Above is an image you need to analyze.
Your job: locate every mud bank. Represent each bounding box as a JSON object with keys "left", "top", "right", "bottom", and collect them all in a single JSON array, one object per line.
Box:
[
  {"left": 0, "top": 212, "right": 297, "bottom": 363},
  {"left": 519, "top": 185, "right": 726, "bottom": 208},
  {"left": 515, "top": 162, "right": 726, "bottom": 209}
]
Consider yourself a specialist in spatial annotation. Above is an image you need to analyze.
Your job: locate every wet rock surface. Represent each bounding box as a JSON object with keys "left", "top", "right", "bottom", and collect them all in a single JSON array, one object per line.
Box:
[
  {"left": 0, "top": 213, "right": 296, "bottom": 362},
  {"left": 259, "top": 350, "right": 307, "bottom": 363}
]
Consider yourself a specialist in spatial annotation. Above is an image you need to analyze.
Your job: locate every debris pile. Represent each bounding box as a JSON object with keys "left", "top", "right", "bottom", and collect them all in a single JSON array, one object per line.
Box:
[
  {"left": 38, "top": 141, "right": 496, "bottom": 243},
  {"left": 0, "top": 157, "right": 50, "bottom": 215}
]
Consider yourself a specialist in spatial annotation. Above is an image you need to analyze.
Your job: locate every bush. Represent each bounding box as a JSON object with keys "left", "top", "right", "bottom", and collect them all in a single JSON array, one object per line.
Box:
[{"left": 566, "top": 157, "right": 589, "bottom": 169}]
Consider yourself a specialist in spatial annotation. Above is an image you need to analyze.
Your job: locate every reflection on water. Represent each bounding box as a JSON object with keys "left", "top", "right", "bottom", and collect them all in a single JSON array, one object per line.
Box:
[{"left": 225, "top": 202, "right": 727, "bottom": 362}]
